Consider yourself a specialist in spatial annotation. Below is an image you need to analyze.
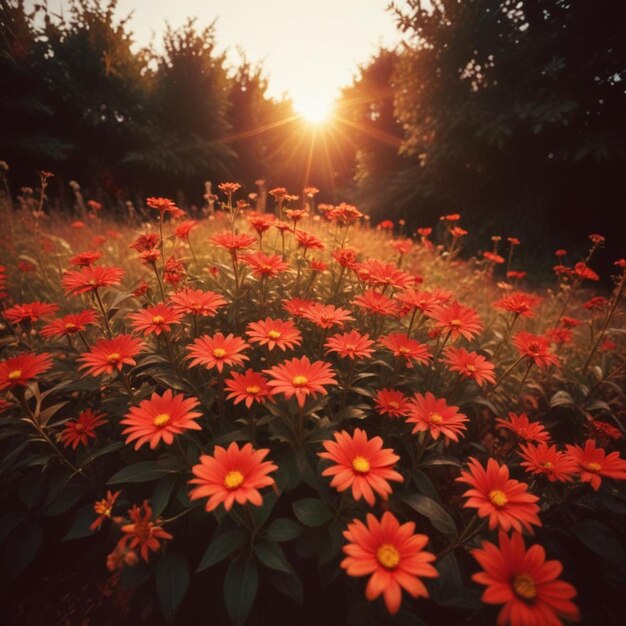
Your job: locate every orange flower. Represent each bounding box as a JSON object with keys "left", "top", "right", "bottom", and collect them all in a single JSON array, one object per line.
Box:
[
  {"left": 496, "top": 412, "right": 550, "bottom": 444},
  {"left": 62, "top": 266, "right": 124, "bottom": 295},
  {"left": 225, "top": 369, "right": 272, "bottom": 408},
  {"left": 0, "top": 352, "right": 53, "bottom": 391},
  {"left": 341, "top": 512, "right": 438, "bottom": 614},
  {"left": 378, "top": 333, "right": 431, "bottom": 368},
  {"left": 353, "top": 289, "right": 400, "bottom": 317},
  {"left": 118, "top": 501, "right": 173, "bottom": 562},
  {"left": 41, "top": 309, "right": 98, "bottom": 338},
  {"left": 189, "top": 442, "right": 277, "bottom": 512},
  {"left": 494, "top": 292, "right": 541, "bottom": 317},
  {"left": 90, "top": 490, "right": 121, "bottom": 531},
  {"left": 210, "top": 231, "right": 257, "bottom": 251},
  {"left": 78, "top": 334, "right": 144, "bottom": 377},
  {"left": 246, "top": 318, "right": 302, "bottom": 351},
  {"left": 146, "top": 196, "right": 178, "bottom": 213},
  {"left": 513, "top": 331, "right": 559, "bottom": 369},
  {"left": 169, "top": 287, "right": 227, "bottom": 317},
  {"left": 218, "top": 182, "right": 242, "bottom": 195},
  {"left": 240, "top": 251, "right": 289, "bottom": 278},
  {"left": 59, "top": 409, "right": 107, "bottom": 449},
  {"left": 319, "top": 428, "right": 403, "bottom": 506},
  {"left": 565, "top": 439, "right": 626, "bottom": 491},
  {"left": 264, "top": 356, "right": 337, "bottom": 407},
  {"left": 3, "top": 301, "right": 59, "bottom": 325},
  {"left": 373, "top": 388, "right": 411, "bottom": 418},
  {"left": 406, "top": 392, "right": 468, "bottom": 442},
  {"left": 356, "top": 259, "right": 415, "bottom": 290},
  {"left": 429, "top": 301, "right": 483, "bottom": 341},
  {"left": 282, "top": 297, "right": 315, "bottom": 317},
  {"left": 128, "top": 303, "right": 184, "bottom": 336},
  {"left": 302, "top": 303, "right": 354, "bottom": 329},
  {"left": 518, "top": 443, "right": 577, "bottom": 483},
  {"left": 121, "top": 390, "right": 202, "bottom": 450},
  {"left": 397, "top": 288, "right": 451, "bottom": 315},
  {"left": 294, "top": 230, "right": 325, "bottom": 251},
  {"left": 187, "top": 333, "right": 250, "bottom": 373},
  {"left": 174, "top": 220, "right": 198, "bottom": 240},
  {"left": 471, "top": 531, "right": 580, "bottom": 626},
  {"left": 325, "top": 330, "right": 375, "bottom": 360},
  {"left": 69, "top": 250, "right": 102, "bottom": 267},
  {"left": 443, "top": 347, "right": 496, "bottom": 387},
  {"left": 456, "top": 458, "right": 541, "bottom": 533}
]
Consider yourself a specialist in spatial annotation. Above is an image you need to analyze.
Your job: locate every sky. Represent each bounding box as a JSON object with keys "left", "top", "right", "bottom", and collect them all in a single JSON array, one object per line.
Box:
[{"left": 36, "top": 1, "right": 402, "bottom": 117}]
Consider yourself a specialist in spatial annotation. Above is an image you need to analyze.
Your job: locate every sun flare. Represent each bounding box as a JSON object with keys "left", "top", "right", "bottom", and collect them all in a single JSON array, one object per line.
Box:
[{"left": 293, "top": 96, "right": 335, "bottom": 124}]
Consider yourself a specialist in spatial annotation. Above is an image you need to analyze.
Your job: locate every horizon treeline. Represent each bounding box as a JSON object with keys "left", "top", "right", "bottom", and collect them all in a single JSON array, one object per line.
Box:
[{"left": 1, "top": 0, "right": 625, "bottom": 275}]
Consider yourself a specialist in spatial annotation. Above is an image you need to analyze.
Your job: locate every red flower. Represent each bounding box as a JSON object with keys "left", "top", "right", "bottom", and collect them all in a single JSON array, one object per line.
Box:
[
  {"left": 41, "top": 309, "right": 98, "bottom": 338},
  {"left": 356, "top": 260, "right": 415, "bottom": 290},
  {"left": 518, "top": 443, "right": 577, "bottom": 483},
  {"left": 353, "top": 289, "right": 400, "bottom": 316},
  {"left": 325, "top": 330, "right": 375, "bottom": 360},
  {"left": 565, "top": 439, "right": 626, "bottom": 491},
  {"left": 471, "top": 531, "right": 580, "bottom": 626},
  {"left": 264, "top": 356, "right": 337, "bottom": 407},
  {"left": 294, "top": 230, "right": 325, "bottom": 251},
  {"left": 130, "top": 233, "right": 160, "bottom": 252},
  {"left": 513, "top": 331, "right": 559, "bottom": 369},
  {"left": 3, "top": 301, "right": 59, "bottom": 325},
  {"left": 319, "top": 428, "right": 403, "bottom": 506},
  {"left": 443, "top": 347, "right": 496, "bottom": 387},
  {"left": 429, "top": 301, "right": 483, "bottom": 342},
  {"left": 59, "top": 409, "right": 107, "bottom": 449},
  {"left": 210, "top": 231, "right": 257, "bottom": 251},
  {"left": 187, "top": 333, "right": 250, "bottom": 373},
  {"left": 189, "top": 442, "right": 277, "bottom": 512},
  {"left": 341, "top": 512, "right": 438, "bottom": 614},
  {"left": 456, "top": 458, "right": 541, "bottom": 533},
  {"left": 406, "top": 393, "right": 468, "bottom": 442},
  {"left": 573, "top": 261, "right": 599, "bottom": 282},
  {"left": 218, "top": 182, "right": 241, "bottom": 195},
  {"left": 69, "top": 250, "right": 102, "bottom": 267},
  {"left": 62, "top": 266, "right": 124, "bottom": 295},
  {"left": 78, "top": 335, "right": 144, "bottom": 377},
  {"left": 240, "top": 252, "right": 289, "bottom": 278},
  {"left": 146, "top": 196, "right": 178, "bottom": 213},
  {"left": 169, "top": 288, "right": 227, "bottom": 317},
  {"left": 118, "top": 501, "right": 173, "bottom": 562},
  {"left": 302, "top": 303, "right": 354, "bottom": 329},
  {"left": 174, "top": 220, "right": 198, "bottom": 240},
  {"left": 378, "top": 333, "right": 431, "bottom": 368},
  {"left": 397, "top": 288, "right": 451, "bottom": 315},
  {"left": 496, "top": 412, "right": 550, "bottom": 444},
  {"left": 121, "top": 390, "right": 202, "bottom": 449},
  {"left": 282, "top": 297, "right": 315, "bottom": 317},
  {"left": 0, "top": 352, "right": 53, "bottom": 391},
  {"left": 128, "top": 303, "right": 183, "bottom": 336},
  {"left": 225, "top": 369, "right": 272, "bottom": 408},
  {"left": 494, "top": 292, "right": 541, "bottom": 317},
  {"left": 90, "top": 490, "right": 121, "bottom": 531},
  {"left": 246, "top": 318, "right": 302, "bottom": 351},
  {"left": 373, "top": 388, "right": 411, "bottom": 418}
]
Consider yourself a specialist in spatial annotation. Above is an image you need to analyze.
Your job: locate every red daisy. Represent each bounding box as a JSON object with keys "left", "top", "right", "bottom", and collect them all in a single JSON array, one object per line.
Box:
[
  {"left": 128, "top": 303, "right": 184, "bottom": 336},
  {"left": 168, "top": 288, "right": 227, "bottom": 317},
  {"left": 352, "top": 289, "right": 400, "bottom": 317},
  {"left": 443, "top": 347, "right": 496, "bottom": 387},
  {"left": 62, "top": 266, "right": 124, "bottom": 296},
  {"left": 118, "top": 501, "right": 173, "bottom": 562},
  {"left": 210, "top": 231, "right": 257, "bottom": 252},
  {"left": 0, "top": 352, "right": 53, "bottom": 391},
  {"left": 565, "top": 439, "right": 626, "bottom": 491},
  {"left": 494, "top": 292, "right": 541, "bottom": 317},
  {"left": 121, "top": 390, "right": 202, "bottom": 450},
  {"left": 282, "top": 297, "right": 315, "bottom": 317},
  {"left": 341, "top": 512, "right": 438, "bottom": 614},
  {"left": 325, "top": 330, "right": 375, "bottom": 360},
  {"left": 78, "top": 334, "right": 144, "bottom": 377},
  {"left": 472, "top": 532, "right": 580, "bottom": 626},
  {"left": 225, "top": 369, "right": 272, "bottom": 408},
  {"left": 246, "top": 318, "right": 302, "bottom": 351},
  {"left": 373, "top": 388, "right": 411, "bottom": 418},
  {"left": 302, "top": 303, "right": 354, "bottom": 329},
  {"left": 406, "top": 393, "right": 468, "bottom": 442},
  {"left": 378, "top": 333, "right": 432, "bottom": 368},
  {"left": 518, "top": 443, "right": 578, "bottom": 483},
  {"left": 187, "top": 333, "right": 250, "bottom": 373},
  {"left": 496, "top": 413, "right": 551, "bottom": 444},
  {"left": 294, "top": 230, "right": 325, "bottom": 251},
  {"left": 397, "top": 288, "right": 452, "bottom": 316},
  {"left": 264, "top": 356, "right": 337, "bottom": 407},
  {"left": 59, "top": 409, "right": 107, "bottom": 449},
  {"left": 513, "top": 332, "right": 559, "bottom": 369},
  {"left": 146, "top": 196, "right": 178, "bottom": 214},
  {"left": 90, "top": 490, "right": 121, "bottom": 531},
  {"left": 356, "top": 259, "right": 415, "bottom": 290},
  {"left": 41, "top": 309, "right": 98, "bottom": 338},
  {"left": 429, "top": 301, "right": 483, "bottom": 342},
  {"left": 240, "top": 252, "right": 289, "bottom": 279},
  {"left": 69, "top": 250, "right": 102, "bottom": 267},
  {"left": 319, "top": 428, "right": 403, "bottom": 506},
  {"left": 3, "top": 301, "right": 59, "bottom": 325}
]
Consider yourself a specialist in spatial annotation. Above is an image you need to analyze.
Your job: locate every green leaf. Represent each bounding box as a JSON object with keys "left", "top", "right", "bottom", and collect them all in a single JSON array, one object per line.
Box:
[
  {"left": 266, "top": 518, "right": 303, "bottom": 543},
  {"left": 151, "top": 475, "right": 178, "bottom": 517},
  {"left": 197, "top": 529, "right": 246, "bottom": 572},
  {"left": 4, "top": 521, "right": 42, "bottom": 578},
  {"left": 270, "top": 570, "right": 304, "bottom": 604},
  {"left": 80, "top": 441, "right": 124, "bottom": 466},
  {"left": 62, "top": 506, "right": 97, "bottom": 541},
  {"left": 0, "top": 511, "right": 26, "bottom": 542},
  {"left": 292, "top": 498, "right": 333, "bottom": 527},
  {"left": 108, "top": 460, "right": 181, "bottom": 485},
  {"left": 404, "top": 494, "right": 457, "bottom": 536},
  {"left": 156, "top": 553, "right": 190, "bottom": 622},
  {"left": 254, "top": 542, "right": 291, "bottom": 573},
  {"left": 223, "top": 555, "right": 258, "bottom": 626}
]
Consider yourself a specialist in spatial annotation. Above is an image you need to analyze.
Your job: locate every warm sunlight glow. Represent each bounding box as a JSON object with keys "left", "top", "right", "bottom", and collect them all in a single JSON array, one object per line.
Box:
[{"left": 294, "top": 96, "right": 335, "bottom": 124}]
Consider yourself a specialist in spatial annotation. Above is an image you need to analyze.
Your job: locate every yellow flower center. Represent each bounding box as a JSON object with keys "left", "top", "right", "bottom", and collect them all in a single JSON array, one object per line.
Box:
[
  {"left": 152, "top": 315, "right": 165, "bottom": 324},
  {"left": 388, "top": 401, "right": 400, "bottom": 409},
  {"left": 74, "top": 423, "right": 85, "bottom": 432},
  {"left": 268, "top": 330, "right": 282, "bottom": 340},
  {"left": 399, "top": 347, "right": 411, "bottom": 355},
  {"left": 224, "top": 470, "right": 244, "bottom": 489},
  {"left": 65, "top": 323, "right": 77, "bottom": 331},
  {"left": 513, "top": 573, "right": 536, "bottom": 601},
  {"left": 153, "top": 413, "right": 171, "bottom": 427},
  {"left": 376, "top": 544, "right": 400, "bottom": 570},
  {"left": 107, "top": 352, "right": 121, "bottom": 363},
  {"left": 430, "top": 412, "right": 443, "bottom": 424},
  {"left": 450, "top": 318, "right": 462, "bottom": 327},
  {"left": 292, "top": 375, "right": 308, "bottom": 387},
  {"left": 352, "top": 456, "right": 370, "bottom": 474},
  {"left": 488, "top": 489, "right": 508, "bottom": 507},
  {"left": 213, "top": 348, "right": 226, "bottom": 358},
  {"left": 95, "top": 503, "right": 112, "bottom": 517},
  {"left": 466, "top": 364, "right": 476, "bottom": 372},
  {"left": 8, "top": 369, "right": 22, "bottom": 380},
  {"left": 246, "top": 385, "right": 261, "bottom": 395},
  {"left": 584, "top": 461, "right": 601, "bottom": 473},
  {"left": 543, "top": 461, "right": 553, "bottom": 469}
]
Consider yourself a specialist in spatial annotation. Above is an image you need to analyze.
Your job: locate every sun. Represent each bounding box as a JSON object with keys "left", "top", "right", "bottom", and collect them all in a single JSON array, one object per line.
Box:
[{"left": 293, "top": 96, "right": 335, "bottom": 125}]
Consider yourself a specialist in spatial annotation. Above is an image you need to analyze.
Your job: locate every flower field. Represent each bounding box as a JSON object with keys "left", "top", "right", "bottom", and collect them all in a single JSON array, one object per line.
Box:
[{"left": 1, "top": 178, "right": 625, "bottom": 626}]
